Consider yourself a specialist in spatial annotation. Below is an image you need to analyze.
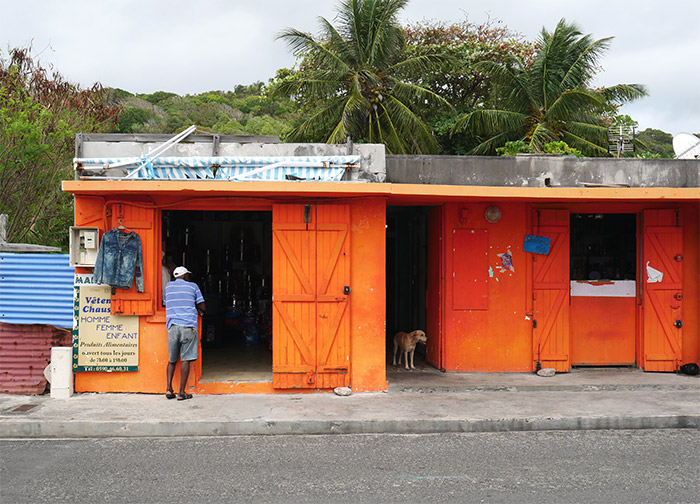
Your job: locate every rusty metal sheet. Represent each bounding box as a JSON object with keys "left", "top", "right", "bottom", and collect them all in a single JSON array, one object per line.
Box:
[{"left": 0, "top": 322, "right": 71, "bottom": 394}]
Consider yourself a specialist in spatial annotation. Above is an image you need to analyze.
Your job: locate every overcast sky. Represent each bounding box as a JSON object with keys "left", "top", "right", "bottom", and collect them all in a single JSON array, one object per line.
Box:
[{"left": 2, "top": 0, "right": 698, "bottom": 134}]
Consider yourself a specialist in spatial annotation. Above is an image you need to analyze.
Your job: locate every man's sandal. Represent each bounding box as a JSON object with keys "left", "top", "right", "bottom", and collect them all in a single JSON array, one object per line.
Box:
[
  {"left": 176, "top": 393, "right": 193, "bottom": 401},
  {"left": 165, "top": 391, "right": 176, "bottom": 400}
]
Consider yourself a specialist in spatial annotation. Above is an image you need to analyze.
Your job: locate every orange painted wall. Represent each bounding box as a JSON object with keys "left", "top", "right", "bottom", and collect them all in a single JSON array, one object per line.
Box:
[
  {"left": 349, "top": 198, "right": 388, "bottom": 391},
  {"left": 71, "top": 190, "right": 698, "bottom": 385},
  {"left": 73, "top": 195, "right": 171, "bottom": 394},
  {"left": 72, "top": 193, "right": 388, "bottom": 394},
  {"left": 439, "top": 201, "right": 699, "bottom": 373},
  {"left": 570, "top": 297, "right": 636, "bottom": 365},
  {"left": 441, "top": 202, "right": 532, "bottom": 372}
]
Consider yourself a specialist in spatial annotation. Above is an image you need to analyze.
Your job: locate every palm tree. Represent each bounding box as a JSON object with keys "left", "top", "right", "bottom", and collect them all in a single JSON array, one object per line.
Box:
[
  {"left": 452, "top": 19, "right": 648, "bottom": 156},
  {"left": 274, "top": 0, "right": 449, "bottom": 154}
]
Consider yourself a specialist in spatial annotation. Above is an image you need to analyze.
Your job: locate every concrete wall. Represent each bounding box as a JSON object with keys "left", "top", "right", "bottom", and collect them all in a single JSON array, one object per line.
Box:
[
  {"left": 387, "top": 155, "right": 700, "bottom": 188},
  {"left": 77, "top": 134, "right": 386, "bottom": 182}
]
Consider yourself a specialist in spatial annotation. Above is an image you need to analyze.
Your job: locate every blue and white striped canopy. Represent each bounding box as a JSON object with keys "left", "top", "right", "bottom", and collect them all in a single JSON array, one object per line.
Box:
[{"left": 74, "top": 155, "right": 359, "bottom": 181}]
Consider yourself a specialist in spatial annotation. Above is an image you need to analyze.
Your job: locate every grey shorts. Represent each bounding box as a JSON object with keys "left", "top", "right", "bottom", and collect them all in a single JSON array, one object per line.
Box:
[{"left": 168, "top": 324, "right": 198, "bottom": 362}]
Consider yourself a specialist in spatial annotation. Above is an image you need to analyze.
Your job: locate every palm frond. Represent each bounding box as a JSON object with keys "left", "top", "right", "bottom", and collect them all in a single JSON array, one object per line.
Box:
[
  {"left": 474, "top": 60, "right": 532, "bottom": 113},
  {"left": 389, "top": 53, "right": 447, "bottom": 77},
  {"left": 527, "top": 122, "right": 558, "bottom": 152},
  {"left": 547, "top": 89, "right": 604, "bottom": 122},
  {"left": 467, "top": 131, "right": 521, "bottom": 155},
  {"left": 390, "top": 80, "right": 453, "bottom": 111},
  {"left": 559, "top": 36, "right": 613, "bottom": 91},
  {"left": 382, "top": 95, "right": 438, "bottom": 153},
  {"left": 364, "top": 0, "right": 407, "bottom": 67},
  {"left": 283, "top": 98, "right": 345, "bottom": 143},
  {"left": 560, "top": 129, "right": 610, "bottom": 156},
  {"left": 600, "top": 83, "right": 648, "bottom": 105},
  {"left": 277, "top": 28, "right": 351, "bottom": 75},
  {"left": 452, "top": 109, "right": 527, "bottom": 136}
]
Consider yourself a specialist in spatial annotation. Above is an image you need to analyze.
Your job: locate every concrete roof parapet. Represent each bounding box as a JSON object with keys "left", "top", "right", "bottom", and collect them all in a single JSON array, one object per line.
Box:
[{"left": 386, "top": 155, "right": 700, "bottom": 188}]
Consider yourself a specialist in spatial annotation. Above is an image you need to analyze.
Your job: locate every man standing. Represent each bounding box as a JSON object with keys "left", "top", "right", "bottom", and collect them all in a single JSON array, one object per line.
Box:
[{"left": 164, "top": 266, "right": 205, "bottom": 400}]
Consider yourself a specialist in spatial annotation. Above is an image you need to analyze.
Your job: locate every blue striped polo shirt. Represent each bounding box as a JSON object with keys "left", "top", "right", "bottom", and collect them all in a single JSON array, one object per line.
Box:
[{"left": 164, "top": 278, "right": 204, "bottom": 329}]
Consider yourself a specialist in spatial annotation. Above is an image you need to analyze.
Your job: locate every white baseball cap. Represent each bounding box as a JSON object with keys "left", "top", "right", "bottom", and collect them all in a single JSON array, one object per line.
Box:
[{"left": 173, "top": 266, "right": 191, "bottom": 278}]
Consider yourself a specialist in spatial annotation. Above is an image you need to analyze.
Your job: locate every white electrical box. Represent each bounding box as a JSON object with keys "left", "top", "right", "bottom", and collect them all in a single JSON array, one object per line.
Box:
[{"left": 69, "top": 227, "right": 100, "bottom": 267}]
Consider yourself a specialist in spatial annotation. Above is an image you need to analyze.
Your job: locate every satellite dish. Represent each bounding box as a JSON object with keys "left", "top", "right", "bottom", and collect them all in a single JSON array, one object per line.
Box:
[{"left": 673, "top": 132, "right": 700, "bottom": 159}]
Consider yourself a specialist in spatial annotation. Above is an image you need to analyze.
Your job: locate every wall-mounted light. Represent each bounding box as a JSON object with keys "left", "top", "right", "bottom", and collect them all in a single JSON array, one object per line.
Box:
[{"left": 484, "top": 206, "right": 502, "bottom": 223}]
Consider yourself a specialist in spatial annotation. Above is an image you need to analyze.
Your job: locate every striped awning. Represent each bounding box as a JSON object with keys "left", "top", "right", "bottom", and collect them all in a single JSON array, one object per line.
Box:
[{"left": 73, "top": 155, "right": 359, "bottom": 181}]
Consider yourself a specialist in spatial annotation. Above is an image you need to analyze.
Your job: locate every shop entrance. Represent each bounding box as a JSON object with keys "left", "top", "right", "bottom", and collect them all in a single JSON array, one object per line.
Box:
[
  {"left": 162, "top": 210, "right": 273, "bottom": 383},
  {"left": 569, "top": 213, "right": 637, "bottom": 366},
  {"left": 386, "top": 206, "right": 432, "bottom": 369}
]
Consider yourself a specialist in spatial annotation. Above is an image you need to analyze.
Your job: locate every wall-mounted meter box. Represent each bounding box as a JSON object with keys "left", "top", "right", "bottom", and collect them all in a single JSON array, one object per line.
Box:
[{"left": 69, "top": 227, "right": 100, "bottom": 267}]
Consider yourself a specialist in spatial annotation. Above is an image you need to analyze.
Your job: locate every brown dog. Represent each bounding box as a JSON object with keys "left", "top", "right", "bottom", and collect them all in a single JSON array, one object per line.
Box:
[{"left": 392, "top": 330, "right": 428, "bottom": 370}]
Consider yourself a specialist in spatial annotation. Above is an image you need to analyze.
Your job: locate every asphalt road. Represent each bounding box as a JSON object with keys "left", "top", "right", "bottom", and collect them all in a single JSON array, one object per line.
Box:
[{"left": 1, "top": 429, "right": 698, "bottom": 504}]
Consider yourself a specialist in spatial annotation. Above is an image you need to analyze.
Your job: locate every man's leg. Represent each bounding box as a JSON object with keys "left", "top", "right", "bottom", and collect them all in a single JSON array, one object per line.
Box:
[
  {"left": 166, "top": 325, "right": 180, "bottom": 397},
  {"left": 166, "top": 361, "right": 176, "bottom": 393},
  {"left": 179, "top": 360, "right": 191, "bottom": 395}
]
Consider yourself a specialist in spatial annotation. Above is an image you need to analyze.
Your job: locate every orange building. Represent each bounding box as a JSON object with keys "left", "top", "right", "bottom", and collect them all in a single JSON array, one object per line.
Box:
[{"left": 63, "top": 134, "right": 700, "bottom": 395}]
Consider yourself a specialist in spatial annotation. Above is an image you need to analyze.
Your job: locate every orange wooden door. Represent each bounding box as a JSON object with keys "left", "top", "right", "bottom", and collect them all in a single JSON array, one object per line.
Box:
[
  {"left": 272, "top": 203, "right": 351, "bottom": 389},
  {"left": 425, "top": 206, "right": 443, "bottom": 370},
  {"left": 642, "top": 209, "right": 683, "bottom": 371},
  {"left": 532, "top": 209, "right": 570, "bottom": 372},
  {"left": 315, "top": 204, "right": 350, "bottom": 388}
]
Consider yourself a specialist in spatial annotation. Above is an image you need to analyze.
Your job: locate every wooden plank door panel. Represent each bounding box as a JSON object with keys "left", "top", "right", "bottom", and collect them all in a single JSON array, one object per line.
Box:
[
  {"left": 272, "top": 204, "right": 317, "bottom": 388},
  {"left": 532, "top": 210, "right": 570, "bottom": 372},
  {"left": 642, "top": 209, "right": 683, "bottom": 371},
  {"left": 110, "top": 203, "right": 155, "bottom": 316},
  {"left": 315, "top": 204, "right": 350, "bottom": 389}
]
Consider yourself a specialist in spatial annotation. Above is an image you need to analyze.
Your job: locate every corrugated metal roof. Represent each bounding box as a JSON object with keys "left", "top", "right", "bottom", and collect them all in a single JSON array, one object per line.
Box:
[
  {"left": 74, "top": 155, "right": 358, "bottom": 181},
  {"left": 0, "top": 253, "right": 74, "bottom": 328},
  {"left": 0, "top": 322, "right": 71, "bottom": 394}
]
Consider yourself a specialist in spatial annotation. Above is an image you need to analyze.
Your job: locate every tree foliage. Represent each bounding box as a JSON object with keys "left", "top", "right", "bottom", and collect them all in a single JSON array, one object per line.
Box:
[
  {"left": 272, "top": 0, "right": 449, "bottom": 154},
  {"left": 114, "top": 82, "right": 298, "bottom": 137},
  {"left": 452, "top": 19, "right": 648, "bottom": 156},
  {"left": 635, "top": 128, "right": 675, "bottom": 158},
  {"left": 401, "top": 17, "right": 534, "bottom": 154},
  {"left": 496, "top": 139, "right": 582, "bottom": 157},
  {"left": 0, "top": 47, "right": 119, "bottom": 248}
]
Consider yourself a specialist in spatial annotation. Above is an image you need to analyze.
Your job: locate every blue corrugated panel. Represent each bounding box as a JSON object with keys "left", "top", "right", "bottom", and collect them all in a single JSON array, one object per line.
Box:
[{"left": 0, "top": 253, "right": 74, "bottom": 328}]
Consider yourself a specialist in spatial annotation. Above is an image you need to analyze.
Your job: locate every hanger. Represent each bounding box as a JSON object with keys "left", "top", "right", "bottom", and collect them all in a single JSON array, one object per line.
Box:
[
  {"left": 116, "top": 211, "right": 131, "bottom": 233},
  {"left": 117, "top": 218, "right": 130, "bottom": 233}
]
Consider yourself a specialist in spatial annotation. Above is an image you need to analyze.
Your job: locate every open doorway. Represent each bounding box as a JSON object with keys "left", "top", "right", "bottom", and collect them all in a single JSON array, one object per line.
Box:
[
  {"left": 386, "top": 206, "right": 430, "bottom": 368},
  {"left": 162, "top": 210, "right": 272, "bottom": 382},
  {"left": 570, "top": 213, "right": 637, "bottom": 366}
]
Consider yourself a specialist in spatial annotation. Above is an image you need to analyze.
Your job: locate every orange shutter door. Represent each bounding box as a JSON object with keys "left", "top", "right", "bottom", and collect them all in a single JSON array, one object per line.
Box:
[
  {"left": 272, "top": 204, "right": 317, "bottom": 388},
  {"left": 272, "top": 203, "right": 352, "bottom": 389},
  {"left": 532, "top": 209, "right": 570, "bottom": 372},
  {"left": 110, "top": 204, "right": 155, "bottom": 316},
  {"left": 315, "top": 204, "right": 351, "bottom": 389},
  {"left": 642, "top": 209, "right": 683, "bottom": 371}
]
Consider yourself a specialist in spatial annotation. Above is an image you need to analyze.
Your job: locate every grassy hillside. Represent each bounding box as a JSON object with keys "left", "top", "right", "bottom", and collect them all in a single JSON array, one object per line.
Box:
[{"left": 110, "top": 82, "right": 299, "bottom": 138}]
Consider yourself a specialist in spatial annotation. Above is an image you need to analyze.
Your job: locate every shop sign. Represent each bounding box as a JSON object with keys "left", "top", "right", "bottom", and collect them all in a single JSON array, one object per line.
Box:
[{"left": 73, "top": 274, "right": 139, "bottom": 372}]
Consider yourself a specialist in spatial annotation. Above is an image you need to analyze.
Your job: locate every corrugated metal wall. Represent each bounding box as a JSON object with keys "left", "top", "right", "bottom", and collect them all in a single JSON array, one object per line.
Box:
[
  {"left": 0, "top": 322, "right": 72, "bottom": 394},
  {"left": 0, "top": 253, "right": 74, "bottom": 328}
]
